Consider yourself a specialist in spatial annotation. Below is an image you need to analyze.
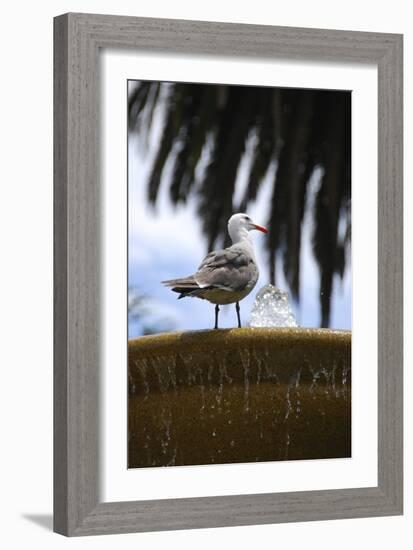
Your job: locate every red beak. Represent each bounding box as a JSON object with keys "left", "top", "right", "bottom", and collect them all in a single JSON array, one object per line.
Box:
[{"left": 252, "top": 224, "right": 268, "bottom": 234}]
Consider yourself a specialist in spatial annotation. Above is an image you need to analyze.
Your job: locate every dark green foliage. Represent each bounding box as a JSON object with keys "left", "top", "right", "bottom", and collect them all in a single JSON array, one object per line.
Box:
[{"left": 128, "top": 81, "right": 351, "bottom": 327}]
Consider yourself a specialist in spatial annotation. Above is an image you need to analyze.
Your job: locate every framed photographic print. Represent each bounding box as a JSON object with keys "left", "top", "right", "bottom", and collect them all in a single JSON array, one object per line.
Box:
[
  {"left": 126, "top": 80, "right": 352, "bottom": 470},
  {"left": 54, "top": 13, "right": 403, "bottom": 536}
]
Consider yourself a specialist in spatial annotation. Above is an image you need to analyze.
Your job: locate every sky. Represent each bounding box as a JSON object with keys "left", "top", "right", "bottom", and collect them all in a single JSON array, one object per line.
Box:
[{"left": 127, "top": 84, "right": 351, "bottom": 338}]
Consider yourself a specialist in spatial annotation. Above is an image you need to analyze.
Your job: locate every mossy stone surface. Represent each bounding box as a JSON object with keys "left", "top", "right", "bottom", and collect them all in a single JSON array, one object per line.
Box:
[{"left": 128, "top": 328, "right": 351, "bottom": 468}]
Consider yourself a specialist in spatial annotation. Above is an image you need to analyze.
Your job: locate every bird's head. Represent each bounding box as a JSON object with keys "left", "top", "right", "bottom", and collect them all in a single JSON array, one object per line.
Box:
[{"left": 228, "top": 213, "right": 268, "bottom": 243}]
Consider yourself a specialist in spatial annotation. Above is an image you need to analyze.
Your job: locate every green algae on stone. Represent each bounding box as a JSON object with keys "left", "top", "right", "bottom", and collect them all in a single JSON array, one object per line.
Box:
[{"left": 128, "top": 328, "right": 351, "bottom": 468}]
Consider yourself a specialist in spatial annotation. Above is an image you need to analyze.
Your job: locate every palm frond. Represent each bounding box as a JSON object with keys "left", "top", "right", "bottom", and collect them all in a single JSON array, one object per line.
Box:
[{"left": 197, "top": 87, "right": 261, "bottom": 250}]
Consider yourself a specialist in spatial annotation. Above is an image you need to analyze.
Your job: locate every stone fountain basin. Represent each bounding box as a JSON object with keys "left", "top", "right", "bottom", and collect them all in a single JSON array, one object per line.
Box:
[{"left": 128, "top": 328, "right": 351, "bottom": 468}]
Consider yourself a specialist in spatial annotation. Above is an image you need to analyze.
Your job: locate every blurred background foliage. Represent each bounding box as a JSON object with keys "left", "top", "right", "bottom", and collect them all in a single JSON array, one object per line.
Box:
[
  {"left": 128, "top": 82, "right": 351, "bottom": 327},
  {"left": 128, "top": 287, "right": 177, "bottom": 335}
]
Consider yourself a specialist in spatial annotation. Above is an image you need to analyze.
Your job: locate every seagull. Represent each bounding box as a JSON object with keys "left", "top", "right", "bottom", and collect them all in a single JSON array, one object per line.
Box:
[{"left": 162, "top": 213, "right": 268, "bottom": 329}]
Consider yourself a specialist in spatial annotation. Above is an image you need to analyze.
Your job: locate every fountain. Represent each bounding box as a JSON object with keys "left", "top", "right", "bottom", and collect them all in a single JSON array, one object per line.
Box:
[
  {"left": 128, "top": 290, "right": 351, "bottom": 468},
  {"left": 250, "top": 284, "right": 298, "bottom": 328}
]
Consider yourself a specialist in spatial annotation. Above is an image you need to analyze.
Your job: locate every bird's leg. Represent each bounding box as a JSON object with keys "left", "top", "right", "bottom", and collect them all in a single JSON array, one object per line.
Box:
[
  {"left": 236, "top": 301, "right": 241, "bottom": 328},
  {"left": 214, "top": 304, "right": 220, "bottom": 330}
]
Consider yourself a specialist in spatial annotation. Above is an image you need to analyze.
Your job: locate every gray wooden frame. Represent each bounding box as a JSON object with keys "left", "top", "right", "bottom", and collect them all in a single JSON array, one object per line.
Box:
[{"left": 54, "top": 13, "right": 403, "bottom": 536}]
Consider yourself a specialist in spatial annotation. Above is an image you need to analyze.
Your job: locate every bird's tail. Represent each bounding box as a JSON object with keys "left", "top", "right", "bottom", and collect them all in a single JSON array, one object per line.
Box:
[
  {"left": 161, "top": 276, "right": 198, "bottom": 288},
  {"left": 161, "top": 276, "right": 202, "bottom": 299}
]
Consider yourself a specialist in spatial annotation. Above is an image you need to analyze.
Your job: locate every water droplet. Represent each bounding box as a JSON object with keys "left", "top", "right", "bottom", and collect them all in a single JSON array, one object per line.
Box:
[{"left": 250, "top": 284, "right": 298, "bottom": 327}]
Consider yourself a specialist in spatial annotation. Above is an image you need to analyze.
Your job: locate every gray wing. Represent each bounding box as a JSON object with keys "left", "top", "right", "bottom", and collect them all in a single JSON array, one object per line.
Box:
[{"left": 195, "top": 248, "right": 257, "bottom": 292}]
